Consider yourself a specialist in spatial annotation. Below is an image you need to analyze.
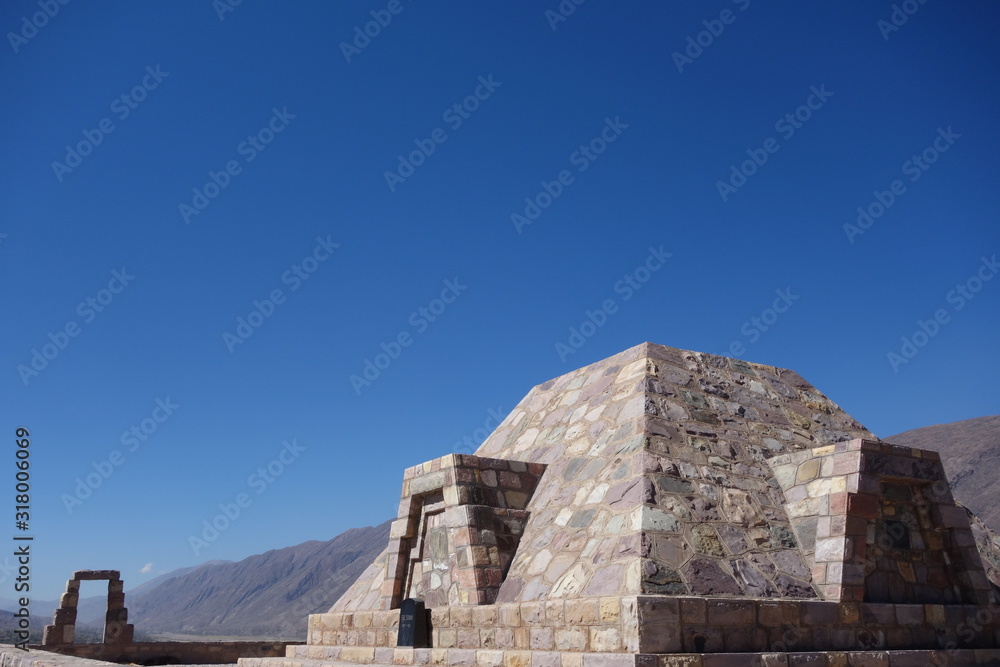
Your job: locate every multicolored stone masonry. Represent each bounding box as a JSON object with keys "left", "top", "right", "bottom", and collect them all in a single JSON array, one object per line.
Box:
[
  {"left": 382, "top": 454, "right": 546, "bottom": 609},
  {"left": 245, "top": 343, "right": 1000, "bottom": 665},
  {"left": 43, "top": 569, "right": 134, "bottom": 646},
  {"left": 770, "top": 440, "right": 993, "bottom": 605}
]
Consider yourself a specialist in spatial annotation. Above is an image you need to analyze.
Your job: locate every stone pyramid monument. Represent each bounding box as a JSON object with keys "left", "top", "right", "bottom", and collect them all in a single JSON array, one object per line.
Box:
[{"left": 244, "top": 343, "right": 1000, "bottom": 666}]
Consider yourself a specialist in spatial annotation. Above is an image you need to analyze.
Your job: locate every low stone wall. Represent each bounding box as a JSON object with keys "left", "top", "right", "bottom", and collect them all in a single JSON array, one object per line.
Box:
[
  {"left": 309, "top": 595, "right": 1000, "bottom": 654},
  {"left": 21, "top": 641, "right": 299, "bottom": 665},
  {"left": 638, "top": 597, "right": 1000, "bottom": 653},
  {"left": 270, "top": 645, "right": 1000, "bottom": 667},
  {"left": 309, "top": 598, "right": 639, "bottom": 652}
]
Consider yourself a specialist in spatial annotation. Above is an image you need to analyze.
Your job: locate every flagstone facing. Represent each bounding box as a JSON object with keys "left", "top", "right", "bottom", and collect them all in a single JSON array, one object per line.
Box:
[{"left": 256, "top": 343, "right": 1000, "bottom": 663}]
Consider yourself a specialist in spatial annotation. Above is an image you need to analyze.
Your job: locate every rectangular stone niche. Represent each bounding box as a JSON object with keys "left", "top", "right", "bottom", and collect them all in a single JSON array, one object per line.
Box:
[{"left": 381, "top": 454, "right": 545, "bottom": 609}]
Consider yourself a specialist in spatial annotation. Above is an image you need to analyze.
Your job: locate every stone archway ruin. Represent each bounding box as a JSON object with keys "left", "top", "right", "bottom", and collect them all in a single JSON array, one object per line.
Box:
[{"left": 43, "top": 569, "right": 134, "bottom": 646}]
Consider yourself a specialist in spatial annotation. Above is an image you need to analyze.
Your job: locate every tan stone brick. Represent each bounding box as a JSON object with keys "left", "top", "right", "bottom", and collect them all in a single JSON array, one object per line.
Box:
[
  {"left": 600, "top": 597, "right": 621, "bottom": 623},
  {"left": 477, "top": 650, "right": 504, "bottom": 667},
  {"left": 555, "top": 627, "right": 588, "bottom": 652},
  {"left": 450, "top": 649, "right": 478, "bottom": 666},
  {"left": 566, "top": 598, "right": 600, "bottom": 624},
  {"left": 796, "top": 458, "right": 820, "bottom": 483},
  {"left": 473, "top": 605, "right": 498, "bottom": 627},
  {"left": 500, "top": 604, "right": 521, "bottom": 627},
  {"left": 825, "top": 653, "right": 849, "bottom": 667},
  {"left": 457, "top": 628, "right": 480, "bottom": 648},
  {"left": 589, "top": 626, "right": 622, "bottom": 652},
  {"left": 430, "top": 649, "right": 449, "bottom": 666},
  {"left": 504, "top": 650, "right": 532, "bottom": 667},
  {"left": 438, "top": 629, "right": 458, "bottom": 648},
  {"left": 340, "top": 647, "right": 375, "bottom": 663},
  {"left": 545, "top": 599, "right": 565, "bottom": 625},
  {"left": 514, "top": 627, "right": 530, "bottom": 649},
  {"left": 451, "top": 606, "right": 473, "bottom": 627},
  {"left": 432, "top": 607, "right": 451, "bottom": 628},
  {"left": 560, "top": 653, "right": 584, "bottom": 667},
  {"left": 520, "top": 602, "right": 544, "bottom": 625}
]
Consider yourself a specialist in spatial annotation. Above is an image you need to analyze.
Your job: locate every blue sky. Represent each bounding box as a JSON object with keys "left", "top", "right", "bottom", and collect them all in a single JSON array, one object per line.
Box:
[{"left": 2, "top": 2, "right": 997, "bottom": 601}]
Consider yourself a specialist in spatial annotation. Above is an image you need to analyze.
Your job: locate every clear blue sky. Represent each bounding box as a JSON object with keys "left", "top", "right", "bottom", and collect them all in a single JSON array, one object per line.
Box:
[{"left": 2, "top": 2, "right": 997, "bottom": 601}]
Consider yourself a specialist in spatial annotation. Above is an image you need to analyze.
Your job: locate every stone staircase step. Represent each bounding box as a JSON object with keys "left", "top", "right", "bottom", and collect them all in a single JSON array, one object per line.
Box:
[{"left": 238, "top": 647, "right": 1000, "bottom": 667}]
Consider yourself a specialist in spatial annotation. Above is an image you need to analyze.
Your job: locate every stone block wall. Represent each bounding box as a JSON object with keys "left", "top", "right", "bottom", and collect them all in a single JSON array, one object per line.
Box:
[
  {"left": 309, "top": 595, "right": 1000, "bottom": 654},
  {"left": 380, "top": 454, "right": 546, "bottom": 609},
  {"left": 309, "top": 597, "right": 641, "bottom": 653},
  {"left": 769, "top": 439, "right": 993, "bottom": 604},
  {"left": 33, "top": 641, "right": 299, "bottom": 664}
]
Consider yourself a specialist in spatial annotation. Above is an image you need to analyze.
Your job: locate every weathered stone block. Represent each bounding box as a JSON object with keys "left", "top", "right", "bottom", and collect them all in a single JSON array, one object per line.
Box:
[
  {"left": 707, "top": 600, "right": 754, "bottom": 626},
  {"left": 73, "top": 569, "right": 120, "bottom": 580}
]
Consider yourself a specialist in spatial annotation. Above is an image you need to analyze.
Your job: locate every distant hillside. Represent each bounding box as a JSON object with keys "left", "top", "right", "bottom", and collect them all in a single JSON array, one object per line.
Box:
[
  {"left": 0, "top": 609, "right": 51, "bottom": 644},
  {"left": 0, "top": 609, "right": 118, "bottom": 644},
  {"left": 889, "top": 414, "right": 1000, "bottom": 530},
  {"left": 128, "top": 521, "right": 390, "bottom": 638},
  {"left": 0, "top": 561, "right": 233, "bottom": 624}
]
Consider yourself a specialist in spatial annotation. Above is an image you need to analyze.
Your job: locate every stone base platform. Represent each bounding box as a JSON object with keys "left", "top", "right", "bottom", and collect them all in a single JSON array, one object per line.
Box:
[
  {"left": 239, "top": 647, "right": 1000, "bottom": 667},
  {"left": 308, "top": 597, "right": 1000, "bottom": 654}
]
